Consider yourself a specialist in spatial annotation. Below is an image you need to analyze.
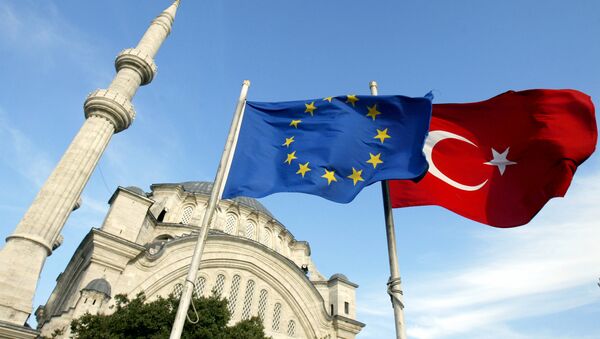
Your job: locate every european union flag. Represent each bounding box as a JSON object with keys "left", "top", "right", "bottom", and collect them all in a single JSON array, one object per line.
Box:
[{"left": 222, "top": 94, "right": 432, "bottom": 203}]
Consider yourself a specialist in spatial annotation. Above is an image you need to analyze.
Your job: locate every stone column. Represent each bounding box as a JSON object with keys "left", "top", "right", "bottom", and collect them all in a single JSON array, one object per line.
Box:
[{"left": 0, "top": 1, "right": 180, "bottom": 326}]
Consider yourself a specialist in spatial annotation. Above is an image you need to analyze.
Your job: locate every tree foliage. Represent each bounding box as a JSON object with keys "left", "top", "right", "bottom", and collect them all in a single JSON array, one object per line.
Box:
[{"left": 70, "top": 292, "right": 269, "bottom": 339}]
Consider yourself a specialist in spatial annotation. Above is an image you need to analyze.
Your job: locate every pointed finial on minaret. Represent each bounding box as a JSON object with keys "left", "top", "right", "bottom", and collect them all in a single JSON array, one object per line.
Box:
[
  {"left": 135, "top": 0, "right": 181, "bottom": 58},
  {"left": 86, "top": 0, "right": 183, "bottom": 132},
  {"left": 105, "top": 0, "right": 181, "bottom": 104}
]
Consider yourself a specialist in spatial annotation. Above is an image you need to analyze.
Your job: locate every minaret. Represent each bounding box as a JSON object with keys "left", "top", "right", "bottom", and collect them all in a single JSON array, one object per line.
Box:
[{"left": 0, "top": 1, "right": 180, "bottom": 326}]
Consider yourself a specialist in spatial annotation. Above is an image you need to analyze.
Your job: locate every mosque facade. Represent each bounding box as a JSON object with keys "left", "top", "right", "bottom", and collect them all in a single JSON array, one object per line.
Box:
[{"left": 35, "top": 182, "right": 364, "bottom": 338}]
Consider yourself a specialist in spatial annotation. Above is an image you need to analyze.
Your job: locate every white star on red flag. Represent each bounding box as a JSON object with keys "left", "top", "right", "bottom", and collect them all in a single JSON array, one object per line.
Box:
[{"left": 484, "top": 147, "right": 517, "bottom": 175}]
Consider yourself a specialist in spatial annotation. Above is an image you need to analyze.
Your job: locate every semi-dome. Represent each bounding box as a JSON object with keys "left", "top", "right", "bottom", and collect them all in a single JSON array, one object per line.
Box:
[
  {"left": 180, "top": 181, "right": 273, "bottom": 218},
  {"left": 82, "top": 278, "right": 111, "bottom": 297},
  {"left": 330, "top": 273, "right": 349, "bottom": 281}
]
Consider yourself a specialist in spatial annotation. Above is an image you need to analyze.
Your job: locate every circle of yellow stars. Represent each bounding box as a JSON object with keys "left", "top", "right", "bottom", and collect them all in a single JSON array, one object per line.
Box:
[{"left": 282, "top": 95, "right": 392, "bottom": 186}]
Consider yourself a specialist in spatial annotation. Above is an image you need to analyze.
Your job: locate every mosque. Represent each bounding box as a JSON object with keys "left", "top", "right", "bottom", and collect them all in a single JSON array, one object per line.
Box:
[
  {"left": 35, "top": 182, "right": 364, "bottom": 338},
  {"left": 0, "top": 1, "right": 364, "bottom": 338}
]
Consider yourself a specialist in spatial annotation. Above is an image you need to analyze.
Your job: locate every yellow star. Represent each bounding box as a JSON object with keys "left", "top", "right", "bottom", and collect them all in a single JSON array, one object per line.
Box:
[
  {"left": 347, "top": 167, "right": 364, "bottom": 186},
  {"left": 296, "top": 162, "right": 311, "bottom": 178},
  {"left": 374, "top": 128, "right": 391, "bottom": 143},
  {"left": 321, "top": 169, "right": 338, "bottom": 185},
  {"left": 284, "top": 151, "right": 297, "bottom": 165},
  {"left": 282, "top": 136, "right": 295, "bottom": 147},
  {"left": 366, "top": 153, "right": 383, "bottom": 168},
  {"left": 289, "top": 119, "right": 301, "bottom": 128},
  {"left": 305, "top": 101, "right": 317, "bottom": 116},
  {"left": 346, "top": 95, "right": 359, "bottom": 107},
  {"left": 366, "top": 104, "right": 381, "bottom": 120},
  {"left": 323, "top": 96, "right": 333, "bottom": 103}
]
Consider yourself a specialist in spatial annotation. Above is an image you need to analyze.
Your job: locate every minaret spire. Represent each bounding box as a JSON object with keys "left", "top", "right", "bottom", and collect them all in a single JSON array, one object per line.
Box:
[
  {"left": 0, "top": 1, "right": 180, "bottom": 327},
  {"left": 137, "top": 0, "right": 180, "bottom": 58}
]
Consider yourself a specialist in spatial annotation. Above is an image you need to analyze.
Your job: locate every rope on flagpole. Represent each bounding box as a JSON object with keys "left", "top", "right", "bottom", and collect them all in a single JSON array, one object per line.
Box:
[
  {"left": 185, "top": 279, "right": 200, "bottom": 324},
  {"left": 387, "top": 277, "right": 405, "bottom": 309}
]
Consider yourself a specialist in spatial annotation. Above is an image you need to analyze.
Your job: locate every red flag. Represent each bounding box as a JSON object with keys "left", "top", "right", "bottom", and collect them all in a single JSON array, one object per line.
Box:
[{"left": 390, "top": 89, "right": 597, "bottom": 227}]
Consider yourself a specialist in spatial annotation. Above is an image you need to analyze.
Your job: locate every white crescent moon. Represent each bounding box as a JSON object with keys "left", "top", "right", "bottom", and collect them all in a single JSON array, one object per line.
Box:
[{"left": 424, "top": 130, "right": 488, "bottom": 191}]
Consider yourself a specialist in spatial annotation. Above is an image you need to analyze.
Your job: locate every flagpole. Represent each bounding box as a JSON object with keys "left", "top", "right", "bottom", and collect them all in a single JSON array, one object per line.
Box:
[
  {"left": 370, "top": 81, "right": 408, "bottom": 339},
  {"left": 169, "top": 80, "right": 250, "bottom": 339}
]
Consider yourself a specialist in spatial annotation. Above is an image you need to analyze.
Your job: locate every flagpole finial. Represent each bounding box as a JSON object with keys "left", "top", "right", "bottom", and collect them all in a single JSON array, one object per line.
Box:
[
  {"left": 369, "top": 81, "right": 378, "bottom": 96},
  {"left": 243, "top": 79, "right": 251, "bottom": 87}
]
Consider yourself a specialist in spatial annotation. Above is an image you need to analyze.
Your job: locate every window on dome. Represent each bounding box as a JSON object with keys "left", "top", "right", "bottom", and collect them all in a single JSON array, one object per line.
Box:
[
  {"left": 272, "top": 302, "right": 282, "bottom": 331},
  {"left": 180, "top": 205, "right": 194, "bottom": 224},
  {"left": 241, "top": 280, "right": 255, "bottom": 319},
  {"left": 225, "top": 213, "right": 237, "bottom": 235},
  {"left": 245, "top": 221, "right": 256, "bottom": 240},
  {"left": 228, "top": 275, "right": 241, "bottom": 316},
  {"left": 257, "top": 289, "right": 268, "bottom": 321},
  {"left": 194, "top": 276, "right": 206, "bottom": 297},
  {"left": 261, "top": 229, "right": 272, "bottom": 247},
  {"left": 213, "top": 274, "right": 226, "bottom": 297},
  {"left": 173, "top": 283, "right": 183, "bottom": 298},
  {"left": 287, "top": 320, "right": 296, "bottom": 337}
]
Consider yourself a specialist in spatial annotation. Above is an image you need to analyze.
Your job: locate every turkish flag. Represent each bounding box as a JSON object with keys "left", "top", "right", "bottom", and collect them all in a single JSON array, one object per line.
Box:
[{"left": 389, "top": 89, "right": 597, "bottom": 227}]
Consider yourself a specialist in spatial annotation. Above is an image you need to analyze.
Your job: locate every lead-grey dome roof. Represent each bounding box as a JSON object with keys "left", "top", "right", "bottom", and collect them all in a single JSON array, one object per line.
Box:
[
  {"left": 124, "top": 186, "right": 146, "bottom": 196},
  {"left": 180, "top": 181, "right": 273, "bottom": 218},
  {"left": 330, "top": 273, "right": 348, "bottom": 281},
  {"left": 82, "top": 278, "right": 111, "bottom": 297}
]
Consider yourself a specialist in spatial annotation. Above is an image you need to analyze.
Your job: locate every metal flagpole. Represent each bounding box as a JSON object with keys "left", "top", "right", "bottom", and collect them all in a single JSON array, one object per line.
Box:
[
  {"left": 369, "top": 81, "right": 408, "bottom": 339},
  {"left": 169, "top": 80, "right": 251, "bottom": 339}
]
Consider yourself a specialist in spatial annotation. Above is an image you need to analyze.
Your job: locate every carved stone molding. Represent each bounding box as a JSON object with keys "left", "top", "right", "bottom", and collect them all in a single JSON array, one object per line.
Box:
[{"left": 84, "top": 89, "right": 136, "bottom": 133}]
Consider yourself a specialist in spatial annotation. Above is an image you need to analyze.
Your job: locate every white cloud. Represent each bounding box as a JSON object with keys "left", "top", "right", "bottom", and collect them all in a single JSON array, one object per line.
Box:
[
  {"left": 80, "top": 194, "right": 109, "bottom": 216},
  {"left": 0, "top": 108, "right": 108, "bottom": 222},
  {"left": 0, "top": 108, "right": 54, "bottom": 187},
  {"left": 358, "top": 162, "right": 600, "bottom": 338},
  {"left": 356, "top": 288, "right": 396, "bottom": 338},
  {"left": 0, "top": 1, "right": 109, "bottom": 84}
]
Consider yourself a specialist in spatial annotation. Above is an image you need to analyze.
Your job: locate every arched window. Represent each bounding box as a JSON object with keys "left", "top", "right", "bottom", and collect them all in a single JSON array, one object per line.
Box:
[
  {"left": 180, "top": 206, "right": 194, "bottom": 224},
  {"left": 272, "top": 302, "right": 282, "bottom": 331},
  {"left": 228, "top": 275, "right": 241, "bottom": 316},
  {"left": 276, "top": 236, "right": 284, "bottom": 253},
  {"left": 157, "top": 209, "right": 166, "bottom": 222},
  {"left": 287, "top": 320, "right": 296, "bottom": 337},
  {"left": 245, "top": 221, "right": 256, "bottom": 240},
  {"left": 261, "top": 229, "right": 272, "bottom": 247},
  {"left": 173, "top": 283, "right": 183, "bottom": 298},
  {"left": 257, "top": 289, "right": 268, "bottom": 321},
  {"left": 241, "top": 280, "right": 255, "bottom": 319},
  {"left": 213, "top": 274, "right": 226, "bottom": 297},
  {"left": 225, "top": 213, "right": 237, "bottom": 235},
  {"left": 194, "top": 276, "right": 206, "bottom": 297}
]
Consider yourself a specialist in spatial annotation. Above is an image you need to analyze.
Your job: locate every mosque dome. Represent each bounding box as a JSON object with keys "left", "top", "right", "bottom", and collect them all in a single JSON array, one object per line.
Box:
[
  {"left": 81, "top": 278, "right": 111, "bottom": 297},
  {"left": 180, "top": 181, "right": 273, "bottom": 218}
]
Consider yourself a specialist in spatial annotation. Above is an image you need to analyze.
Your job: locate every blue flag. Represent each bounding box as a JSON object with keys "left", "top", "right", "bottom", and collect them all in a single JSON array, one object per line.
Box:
[{"left": 222, "top": 94, "right": 432, "bottom": 203}]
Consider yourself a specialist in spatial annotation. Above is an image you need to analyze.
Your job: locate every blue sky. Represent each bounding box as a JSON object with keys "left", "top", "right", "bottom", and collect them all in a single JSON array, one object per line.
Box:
[{"left": 0, "top": 0, "right": 599, "bottom": 338}]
